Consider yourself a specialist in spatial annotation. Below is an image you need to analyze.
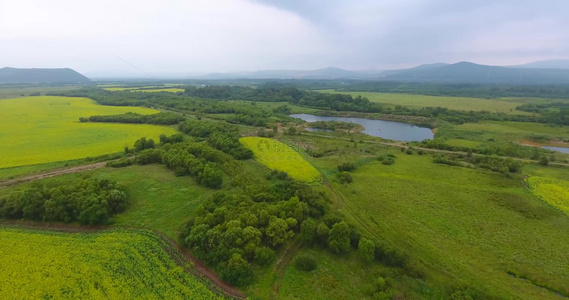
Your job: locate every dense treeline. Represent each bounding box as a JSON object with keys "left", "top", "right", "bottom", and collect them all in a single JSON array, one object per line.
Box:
[
  {"left": 418, "top": 139, "right": 555, "bottom": 160},
  {"left": 433, "top": 153, "right": 523, "bottom": 174},
  {"left": 131, "top": 136, "right": 226, "bottom": 189},
  {"left": 51, "top": 89, "right": 274, "bottom": 127},
  {"left": 257, "top": 79, "right": 569, "bottom": 99},
  {"left": 51, "top": 87, "right": 569, "bottom": 126},
  {"left": 80, "top": 112, "right": 185, "bottom": 125},
  {"left": 0, "top": 178, "right": 128, "bottom": 225},
  {"left": 183, "top": 85, "right": 569, "bottom": 125}
]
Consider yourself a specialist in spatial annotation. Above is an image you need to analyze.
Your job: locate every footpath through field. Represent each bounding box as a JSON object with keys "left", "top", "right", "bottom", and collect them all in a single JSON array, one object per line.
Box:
[{"left": 0, "top": 162, "right": 108, "bottom": 187}]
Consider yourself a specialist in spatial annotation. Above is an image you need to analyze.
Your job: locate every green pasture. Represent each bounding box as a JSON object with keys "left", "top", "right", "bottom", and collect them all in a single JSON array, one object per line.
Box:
[
  {"left": 0, "top": 96, "right": 176, "bottom": 168},
  {"left": 307, "top": 151, "right": 569, "bottom": 299}
]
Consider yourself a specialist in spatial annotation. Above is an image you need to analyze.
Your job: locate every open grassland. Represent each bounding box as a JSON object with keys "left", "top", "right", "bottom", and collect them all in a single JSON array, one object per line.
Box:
[
  {"left": 438, "top": 121, "right": 569, "bottom": 146},
  {"left": 0, "top": 226, "right": 223, "bottom": 299},
  {"left": 240, "top": 137, "right": 321, "bottom": 182},
  {"left": 307, "top": 151, "right": 569, "bottom": 299},
  {"left": 318, "top": 90, "right": 530, "bottom": 114},
  {"left": 527, "top": 176, "right": 569, "bottom": 215},
  {"left": 94, "top": 165, "right": 216, "bottom": 239},
  {"left": 0, "top": 96, "right": 176, "bottom": 168}
]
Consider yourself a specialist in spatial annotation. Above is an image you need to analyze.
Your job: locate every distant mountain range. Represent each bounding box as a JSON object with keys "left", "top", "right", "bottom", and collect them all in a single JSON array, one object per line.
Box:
[
  {"left": 4, "top": 59, "right": 569, "bottom": 84},
  {"left": 196, "top": 59, "right": 569, "bottom": 84},
  {"left": 0, "top": 67, "right": 90, "bottom": 84},
  {"left": 379, "top": 61, "right": 569, "bottom": 84},
  {"left": 200, "top": 67, "right": 381, "bottom": 80}
]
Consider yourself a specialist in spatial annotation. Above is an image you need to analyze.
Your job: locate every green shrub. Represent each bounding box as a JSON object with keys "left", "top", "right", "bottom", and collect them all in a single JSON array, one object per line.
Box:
[{"left": 295, "top": 255, "right": 317, "bottom": 272}]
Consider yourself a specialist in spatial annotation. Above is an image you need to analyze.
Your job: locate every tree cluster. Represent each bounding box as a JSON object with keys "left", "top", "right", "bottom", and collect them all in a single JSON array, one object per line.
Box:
[{"left": 0, "top": 178, "right": 128, "bottom": 225}]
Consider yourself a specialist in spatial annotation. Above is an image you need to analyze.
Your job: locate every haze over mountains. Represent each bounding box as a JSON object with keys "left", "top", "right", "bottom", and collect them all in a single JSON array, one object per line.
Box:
[
  {"left": 0, "top": 67, "right": 90, "bottom": 84},
  {"left": 3, "top": 59, "right": 569, "bottom": 84},
  {"left": 196, "top": 59, "right": 569, "bottom": 83}
]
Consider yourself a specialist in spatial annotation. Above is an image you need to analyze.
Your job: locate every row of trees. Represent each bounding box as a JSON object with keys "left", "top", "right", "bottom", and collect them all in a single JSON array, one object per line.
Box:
[
  {"left": 80, "top": 112, "right": 185, "bottom": 125},
  {"left": 0, "top": 178, "right": 128, "bottom": 225}
]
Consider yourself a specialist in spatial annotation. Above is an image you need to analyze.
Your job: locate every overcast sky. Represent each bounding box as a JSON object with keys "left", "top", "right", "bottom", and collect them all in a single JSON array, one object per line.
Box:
[{"left": 1, "top": 0, "right": 568, "bottom": 76}]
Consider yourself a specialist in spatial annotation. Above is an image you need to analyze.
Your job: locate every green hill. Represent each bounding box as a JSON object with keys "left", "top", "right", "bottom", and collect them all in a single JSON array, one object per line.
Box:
[{"left": 0, "top": 67, "right": 90, "bottom": 84}]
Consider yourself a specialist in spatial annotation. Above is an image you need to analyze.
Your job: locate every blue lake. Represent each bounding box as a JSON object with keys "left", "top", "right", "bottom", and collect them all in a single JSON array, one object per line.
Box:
[
  {"left": 290, "top": 114, "right": 434, "bottom": 142},
  {"left": 543, "top": 146, "right": 569, "bottom": 154}
]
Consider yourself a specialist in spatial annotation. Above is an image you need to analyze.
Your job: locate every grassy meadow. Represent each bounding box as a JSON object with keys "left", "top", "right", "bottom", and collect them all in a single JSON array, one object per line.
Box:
[
  {"left": 0, "top": 96, "right": 176, "bottom": 168},
  {"left": 240, "top": 137, "right": 321, "bottom": 182},
  {"left": 438, "top": 121, "right": 569, "bottom": 148},
  {"left": 306, "top": 147, "right": 569, "bottom": 298},
  {"left": 0, "top": 226, "right": 223, "bottom": 299},
  {"left": 318, "top": 90, "right": 530, "bottom": 114}
]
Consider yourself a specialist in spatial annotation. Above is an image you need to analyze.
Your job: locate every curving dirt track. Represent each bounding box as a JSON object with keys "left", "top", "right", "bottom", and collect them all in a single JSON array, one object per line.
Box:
[{"left": 0, "top": 162, "right": 108, "bottom": 187}]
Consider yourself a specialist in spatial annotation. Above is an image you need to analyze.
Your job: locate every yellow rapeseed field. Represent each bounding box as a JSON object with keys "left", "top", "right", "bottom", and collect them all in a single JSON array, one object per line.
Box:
[
  {"left": 527, "top": 176, "right": 569, "bottom": 215},
  {"left": 0, "top": 227, "right": 223, "bottom": 299},
  {"left": 240, "top": 137, "right": 321, "bottom": 182},
  {"left": 0, "top": 96, "right": 176, "bottom": 168}
]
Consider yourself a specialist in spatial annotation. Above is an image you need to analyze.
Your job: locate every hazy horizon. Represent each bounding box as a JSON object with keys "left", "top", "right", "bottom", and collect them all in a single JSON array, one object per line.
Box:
[{"left": 1, "top": 0, "right": 568, "bottom": 77}]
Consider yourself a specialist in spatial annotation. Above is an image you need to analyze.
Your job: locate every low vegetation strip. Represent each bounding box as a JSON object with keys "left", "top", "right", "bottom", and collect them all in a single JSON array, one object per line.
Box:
[
  {"left": 0, "top": 226, "right": 225, "bottom": 299},
  {"left": 526, "top": 176, "right": 569, "bottom": 215},
  {"left": 239, "top": 137, "right": 321, "bottom": 182}
]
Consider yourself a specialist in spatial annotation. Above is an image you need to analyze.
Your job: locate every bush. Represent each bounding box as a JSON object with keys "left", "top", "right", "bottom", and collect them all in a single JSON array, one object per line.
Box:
[
  {"left": 106, "top": 158, "right": 132, "bottom": 168},
  {"left": 295, "top": 255, "right": 317, "bottom": 272},
  {"left": 337, "top": 162, "right": 356, "bottom": 172},
  {"left": 336, "top": 171, "right": 353, "bottom": 184},
  {"left": 219, "top": 254, "right": 254, "bottom": 287}
]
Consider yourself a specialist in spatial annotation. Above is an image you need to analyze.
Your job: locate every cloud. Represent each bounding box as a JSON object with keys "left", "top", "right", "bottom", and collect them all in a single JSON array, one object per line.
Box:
[{"left": 0, "top": 0, "right": 568, "bottom": 75}]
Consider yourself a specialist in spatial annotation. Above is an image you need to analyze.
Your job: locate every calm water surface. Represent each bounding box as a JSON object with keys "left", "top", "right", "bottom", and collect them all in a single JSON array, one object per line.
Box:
[{"left": 290, "top": 114, "right": 434, "bottom": 142}]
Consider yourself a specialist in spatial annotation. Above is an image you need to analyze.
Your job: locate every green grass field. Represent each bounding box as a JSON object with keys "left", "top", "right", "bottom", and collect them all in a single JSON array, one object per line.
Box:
[
  {"left": 0, "top": 96, "right": 176, "bottom": 168},
  {"left": 240, "top": 137, "right": 321, "bottom": 182},
  {"left": 318, "top": 90, "right": 531, "bottom": 114},
  {"left": 306, "top": 150, "right": 569, "bottom": 298},
  {"left": 0, "top": 226, "right": 223, "bottom": 299}
]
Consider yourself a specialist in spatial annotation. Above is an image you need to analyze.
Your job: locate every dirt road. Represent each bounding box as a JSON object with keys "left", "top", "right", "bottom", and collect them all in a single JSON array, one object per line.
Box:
[{"left": 0, "top": 162, "right": 108, "bottom": 187}]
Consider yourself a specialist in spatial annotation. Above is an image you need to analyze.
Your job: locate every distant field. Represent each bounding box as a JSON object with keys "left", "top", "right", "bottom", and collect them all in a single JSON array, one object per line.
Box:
[
  {"left": 299, "top": 143, "right": 569, "bottom": 299},
  {"left": 0, "top": 86, "right": 80, "bottom": 99},
  {"left": 0, "top": 96, "right": 176, "bottom": 168},
  {"left": 102, "top": 86, "right": 183, "bottom": 93},
  {"left": 240, "top": 137, "right": 321, "bottom": 182},
  {"left": 133, "top": 88, "right": 184, "bottom": 93},
  {"left": 318, "top": 90, "right": 530, "bottom": 114},
  {"left": 0, "top": 227, "right": 222, "bottom": 299}
]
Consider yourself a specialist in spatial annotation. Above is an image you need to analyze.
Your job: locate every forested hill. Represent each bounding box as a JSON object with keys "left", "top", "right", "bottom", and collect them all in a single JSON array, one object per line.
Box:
[{"left": 0, "top": 67, "right": 90, "bottom": 84}]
